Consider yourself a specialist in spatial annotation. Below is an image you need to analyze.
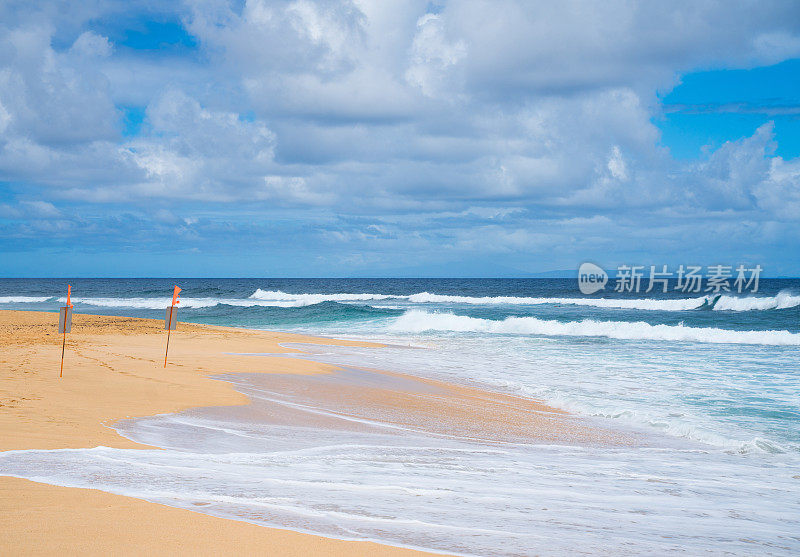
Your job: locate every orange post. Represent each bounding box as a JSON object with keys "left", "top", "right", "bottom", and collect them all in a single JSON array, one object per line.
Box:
[
  {"left": 60, "top": 284, "right": 73, "bottom": 378},
  {"left": 164, "top": 285, "right": 181, "bottom": 368},
  {"left": 164, "top": 306, "right": 174, "bottom": 368},
  {"left": 60, "top": 330, "right": 66, "bottom": 378}
]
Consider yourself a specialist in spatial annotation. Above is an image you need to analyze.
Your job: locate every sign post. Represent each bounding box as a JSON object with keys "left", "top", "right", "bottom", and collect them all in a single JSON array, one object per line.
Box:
[
  {"left": 59, "top": 284, "right": 73, "bottom": 378},
  {"left": 164, "top": 285, "right": 181, "bottom": 368}
]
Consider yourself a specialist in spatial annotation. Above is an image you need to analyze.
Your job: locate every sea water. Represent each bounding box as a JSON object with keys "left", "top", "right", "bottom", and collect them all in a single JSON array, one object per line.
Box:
[{"left": 1, "top": 278, "right": 799, "bottom": 555}]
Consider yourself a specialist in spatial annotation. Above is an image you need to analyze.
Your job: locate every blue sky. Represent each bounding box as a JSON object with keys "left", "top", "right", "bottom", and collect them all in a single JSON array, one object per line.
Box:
[
  {"left": 1, "top": 1, "right": 799, "bottom": 277},
  {"left": 659, "top": 59, "right": 800, "bottom": 160}
]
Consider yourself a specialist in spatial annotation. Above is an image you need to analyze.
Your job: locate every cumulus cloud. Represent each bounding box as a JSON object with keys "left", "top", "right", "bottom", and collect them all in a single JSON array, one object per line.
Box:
[
  {"left": 69, "top": 31, "right": 113, "bottom": 58},
  {"left": 126, "top": 89, "right": 278, "bottom": 199},
  {"left": 405, "top": 13, "right": 467, "bottom": 99},
  {"left": 756, "top": 157, "right": 800, "bottom": 219},
  {"left": 0, "top": 27, "right": 118, "bottom": 146}
]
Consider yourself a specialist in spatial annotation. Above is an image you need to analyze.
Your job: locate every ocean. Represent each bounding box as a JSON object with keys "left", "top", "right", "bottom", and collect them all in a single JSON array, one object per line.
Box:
[{"left": 1, "top": 278, "right": 799, "bottom": 555}]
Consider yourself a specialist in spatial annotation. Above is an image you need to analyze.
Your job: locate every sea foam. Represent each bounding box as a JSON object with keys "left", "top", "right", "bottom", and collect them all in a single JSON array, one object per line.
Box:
[
  {"left": 389, "top": 310, "right": 800, "bottom": 345},
  {"left": 251, "top": 289, "right": 800, "bottom": 312},
  {"left": 1, "top": 289, "right": 798, "bottom": 313},
  {"left": 55, "top": 296, "right": 318, "bottom": 309},
  {"left": 0, "top": 296, "right": 53, "bottom": 303},
  {"left": 407, "top": 290, "right": 800, "bottom": 311},
  {"left": 250, "top": 289, "right": 395, "bottom": 305}
]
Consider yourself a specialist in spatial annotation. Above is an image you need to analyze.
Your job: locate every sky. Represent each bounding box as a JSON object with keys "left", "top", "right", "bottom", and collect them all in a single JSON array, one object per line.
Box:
[{"left": 0, "top": 0, "right": 799, "bottom": 277}]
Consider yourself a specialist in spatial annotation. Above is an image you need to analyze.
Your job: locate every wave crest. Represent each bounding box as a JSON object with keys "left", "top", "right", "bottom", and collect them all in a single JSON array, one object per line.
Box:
[
  {"left": 250, "top": 289, "right": 800, "bottom": 312},
  {"left": 250, "top": 289, "right": 396, "bottom": 306},
  {"left": 408, "top": 290, "right": 800, "bottom": 312},
  {"left": 389, "top": 310, "right": 800, "bottom": 345},
  {"left": 56, "top": 297, "right": 331, "bottom": 309},
  {"left": 2, "top": 288, "right": 797, "bottom": 313},
  {"left": 0, "top": 296, "right": 53, "bottom": 303},
  {"left": 712, "top": 291, "right": 800, "bottom": 311}
]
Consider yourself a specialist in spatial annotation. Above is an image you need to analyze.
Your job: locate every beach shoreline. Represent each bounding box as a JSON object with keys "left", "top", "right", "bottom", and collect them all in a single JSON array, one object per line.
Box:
[
  {"left": 0, "top": 310, "right": 450, "bottom": 556},
  {"left": 0, "top": 309, "right": 634, "bottom": 555},
  {"left": 1, "top": 309, "right": 615, "bottom": 556}
]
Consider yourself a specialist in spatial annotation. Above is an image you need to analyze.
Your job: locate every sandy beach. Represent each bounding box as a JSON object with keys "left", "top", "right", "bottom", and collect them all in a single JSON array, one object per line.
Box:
[
  {"left": 0, "top": 309, "right": 622, "bottom": 555},
  {"left": 0, "top": 310, "right": 437, "bottom": 555}
]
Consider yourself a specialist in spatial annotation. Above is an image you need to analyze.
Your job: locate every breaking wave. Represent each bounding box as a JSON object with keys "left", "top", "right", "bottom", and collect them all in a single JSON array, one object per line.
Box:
[
  {"left": 56, "top": 297, "right": 333, "bottom": 309},
  {"left": 0, "top": 296, "right": 53, "bottom": 303},
  {"left": 249, "top": 289, "right": 395, "bottom": 305},
  {"left": 1, "top": 289, "right": 797, "bottom": 313},
  {"left": 389, "top": 310, "right": 800, "bottom": 345},
  {"left": 406, "top": 292, "right": 705, "bottom": 310},
  {"left": 712, "top": 291, "right": 800, "bottom": 311},
  {"left": 252, "top": 289, "right": 800, "bottom": 312},
  {"left": 406, "top": 291, "right": 800, "bottom": 311}
]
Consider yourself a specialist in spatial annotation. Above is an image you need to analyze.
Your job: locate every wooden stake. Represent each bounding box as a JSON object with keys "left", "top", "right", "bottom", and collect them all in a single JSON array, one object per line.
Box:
[
  {"left": 60, "top": 330, "right": 66, "bottom": 378},
  {"left": 59, "top": 285, "right": 72, "bottom": 378},
  {"left": 164, "top": 305, "right": 174, "bottom": 368}
]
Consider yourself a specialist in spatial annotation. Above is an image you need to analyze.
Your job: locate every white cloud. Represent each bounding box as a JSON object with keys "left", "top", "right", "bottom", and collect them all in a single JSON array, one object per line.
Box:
[
  {"left": 260, "top": 175, "right": 334, "bottom": 204},
  {"left": 122, "top": 89, "right": 288, "bottom": 201},
  {"left": 405, "top": 13, "right": 467, "bottom": 99},
  {"left": 607, "top": 147, "right": 628, "bottom": 181},
  {"left": 690, "top": 123, "right": 777, "bottom": 210},
  {"left": 0, "top": 27, "right": 118, "bottom": 145},
  {"left": 69, "top": 31, "right": 113, "bottom": 58}
]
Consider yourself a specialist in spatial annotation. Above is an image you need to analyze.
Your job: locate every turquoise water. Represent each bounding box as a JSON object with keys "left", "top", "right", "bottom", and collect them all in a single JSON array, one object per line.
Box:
[{"left": 1, "top": 278, "right": 799, "bottom": 554}]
